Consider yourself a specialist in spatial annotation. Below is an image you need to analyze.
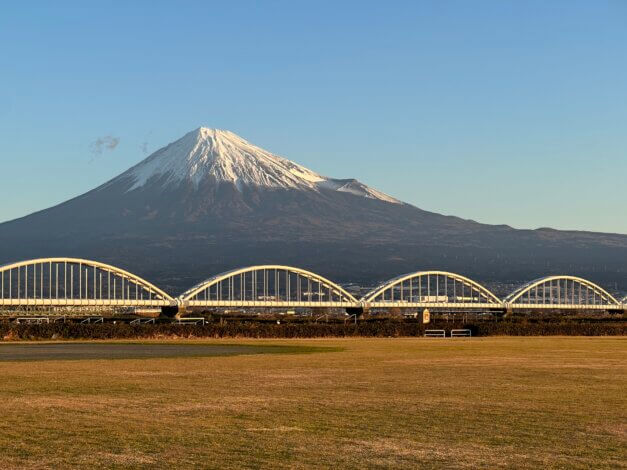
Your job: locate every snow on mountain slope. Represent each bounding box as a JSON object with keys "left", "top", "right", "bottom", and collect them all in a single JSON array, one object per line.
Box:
[
  {"left": 319, "top": 178, "right": 400, "bottom": 204},
  {"left": 110, "top": 127, "right": 401, "bottom": 204}
]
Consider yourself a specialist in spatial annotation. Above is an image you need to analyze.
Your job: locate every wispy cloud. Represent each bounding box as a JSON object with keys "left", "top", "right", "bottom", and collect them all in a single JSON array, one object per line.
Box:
[{"left": 90, "top": 135, "right": 120, "bottom": 161}]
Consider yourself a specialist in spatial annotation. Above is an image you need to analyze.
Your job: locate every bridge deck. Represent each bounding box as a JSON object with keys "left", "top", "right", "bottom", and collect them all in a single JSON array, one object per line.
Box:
[
  {"left": 0, "top": 299, "right": 174, "bottom": 307},
  {"left": 367, "top": 302, "right": 502, "bottom": 309},
  {"left": 507, "top": 303, "right": 618, "bottom": 310},
  {"left": 185, "top": 300, "right": 358, "bottom": 308}
]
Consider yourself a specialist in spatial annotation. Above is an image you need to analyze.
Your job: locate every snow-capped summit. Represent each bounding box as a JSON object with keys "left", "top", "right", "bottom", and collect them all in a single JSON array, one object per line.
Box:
[{"left": 113, "top": 127, "right": 400, "bottom": 204}]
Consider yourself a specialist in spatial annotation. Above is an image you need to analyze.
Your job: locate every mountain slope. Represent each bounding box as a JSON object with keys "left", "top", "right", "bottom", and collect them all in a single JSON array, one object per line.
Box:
[{"left": 0, "top": 127, "right": 626, "bottom": 294}]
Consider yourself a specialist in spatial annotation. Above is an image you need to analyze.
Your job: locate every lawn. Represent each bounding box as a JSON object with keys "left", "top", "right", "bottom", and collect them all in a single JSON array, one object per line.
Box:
[{"left": 0, "top": 337, "right": 624, "bottom": 469}]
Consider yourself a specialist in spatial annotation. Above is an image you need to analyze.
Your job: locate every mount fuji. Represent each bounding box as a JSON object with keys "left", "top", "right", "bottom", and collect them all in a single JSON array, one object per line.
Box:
[{"left": 1, "top": 127, "right": 626, "bottom": 294}]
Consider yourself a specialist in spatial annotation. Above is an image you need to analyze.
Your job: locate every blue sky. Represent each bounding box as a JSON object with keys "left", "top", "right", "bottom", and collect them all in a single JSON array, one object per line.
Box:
[{"left": 1, "top": 1, "right": 626, "bottom": 233}]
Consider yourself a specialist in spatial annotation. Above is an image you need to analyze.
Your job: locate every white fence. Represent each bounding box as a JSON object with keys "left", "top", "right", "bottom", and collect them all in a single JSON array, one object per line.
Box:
[
  {"left": 176, "top": 317, "right": 205, "bottom": 325},
  {"left": 424, "top": 329, "right": 446, "bottom": 338},
  {"left": 425, "top": 329, "right": 472, "bottom": 338},
  {"left": 451, "top": 329, "right": 472, "bottom": 337}
]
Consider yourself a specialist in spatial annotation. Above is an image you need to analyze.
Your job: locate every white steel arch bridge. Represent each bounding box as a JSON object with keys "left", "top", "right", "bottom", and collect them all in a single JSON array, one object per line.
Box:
[
  {"left": 0, "top": 258, "right": 625, "bottom": 313},
  {"left": 503, "top": 275, "right": 622, "bottom": 311},
  {"left": 0, "top": 258, "right": 175, "bottom": 307},
  {"left": 179, "top": 265, "right": 358, "bottom": 309},
  {"left": 360, "top": 271, "right": 503, "bottom": 311}
]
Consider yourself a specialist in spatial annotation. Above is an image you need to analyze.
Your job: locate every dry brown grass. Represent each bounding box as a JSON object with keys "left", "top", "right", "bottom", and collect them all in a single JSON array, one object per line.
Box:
[{"left": 0, "top": 337, "right": 625, "bottom": 469}]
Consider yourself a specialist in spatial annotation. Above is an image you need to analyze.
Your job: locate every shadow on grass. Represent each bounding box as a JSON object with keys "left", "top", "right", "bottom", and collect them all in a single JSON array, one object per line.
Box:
[{"left": 0, "top": 342, "right": 345, "bottom": 362}]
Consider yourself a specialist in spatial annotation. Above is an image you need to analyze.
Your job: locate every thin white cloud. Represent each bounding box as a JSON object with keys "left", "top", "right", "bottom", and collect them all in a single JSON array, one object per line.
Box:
[{"left": 90, "top": 135, "right": 120, "bottom": 161}]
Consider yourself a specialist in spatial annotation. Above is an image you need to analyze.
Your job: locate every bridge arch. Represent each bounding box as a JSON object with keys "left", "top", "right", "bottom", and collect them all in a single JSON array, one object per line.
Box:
[
  {"left": 362, "top": 271, "right": 502, "bottom": 308},
  {"left": 504, "top": 275, "right": 620, "bottom": 308},
  {"left": 180, "top": 265, "right": 358, "bottom": 307},
  {"left": 0, "top": 258, "right": 174, "bottom": 306}
]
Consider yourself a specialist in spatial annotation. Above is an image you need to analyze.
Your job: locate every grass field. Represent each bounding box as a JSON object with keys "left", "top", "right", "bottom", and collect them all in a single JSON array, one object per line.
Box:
[{"left": 0, "top": 337, "right": 625, "bottom": 469}]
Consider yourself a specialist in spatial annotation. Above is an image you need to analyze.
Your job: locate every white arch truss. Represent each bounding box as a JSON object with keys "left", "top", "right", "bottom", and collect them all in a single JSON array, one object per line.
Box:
[
  {"left": 362, "top": 270, "right": 502, "bottom": 308},
  {"left": 180, "top": 265, "right": 358, "bottom": 307},
  {"left": 0, "top": 258, "right": 174, "bottom": 307},
  {"left": 504, "top": 275, "right": 620, "bottom": 308}
]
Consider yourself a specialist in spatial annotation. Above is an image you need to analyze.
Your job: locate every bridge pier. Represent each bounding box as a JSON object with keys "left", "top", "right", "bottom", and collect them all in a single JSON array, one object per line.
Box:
[
  {"left": 161, "top": 305, "right": 180, "bottom": 318},
  {"left": 345, "top": 306, "right": 365, "bottom": 317}
]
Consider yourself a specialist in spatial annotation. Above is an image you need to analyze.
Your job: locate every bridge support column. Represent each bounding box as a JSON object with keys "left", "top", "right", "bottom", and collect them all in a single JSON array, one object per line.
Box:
[
  {"left": 345, "top": 306, "right": 365, "bottom": 317},
  {"left": 161, "top": 305, "right": 180, "bottom": 318}
]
